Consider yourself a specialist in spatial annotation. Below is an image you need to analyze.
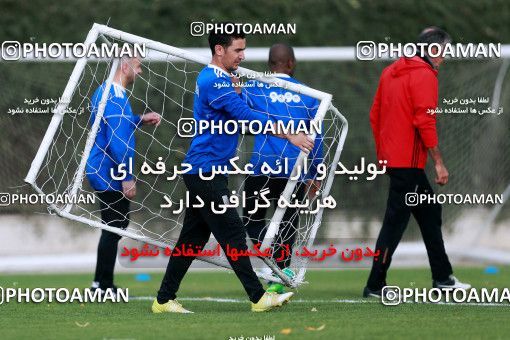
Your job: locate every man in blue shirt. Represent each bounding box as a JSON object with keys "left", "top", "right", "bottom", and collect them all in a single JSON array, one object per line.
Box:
[
  {"left": 154, "top": 30, "right": 314, "bottom": 313},
  {"left": 86, "top": 56, "right": 161, "bottom": 293},
  {"left": 241, "top": 43, "right": 323, "bottom": 293}
]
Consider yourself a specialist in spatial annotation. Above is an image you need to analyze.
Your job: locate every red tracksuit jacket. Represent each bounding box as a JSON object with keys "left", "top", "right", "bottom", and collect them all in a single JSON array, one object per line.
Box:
[{"left": 369, "top": 56, "right": 439, "bottom": 169}]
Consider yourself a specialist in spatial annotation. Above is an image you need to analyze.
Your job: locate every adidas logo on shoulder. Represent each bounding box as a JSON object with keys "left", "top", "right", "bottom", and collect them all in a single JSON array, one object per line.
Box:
[{"left": 213, "top": 68, "right": 223, "bottom": 78}]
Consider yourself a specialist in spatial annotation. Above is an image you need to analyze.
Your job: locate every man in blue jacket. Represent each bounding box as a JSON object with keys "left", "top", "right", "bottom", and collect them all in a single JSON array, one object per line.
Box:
[
  {"left": 241, "top": 43, "right": 323, "bottom": 293},
  {"left": 153, "top": 30, "right": 314, "bottom": 313},
  {"left": 86, "top": 55, "right": 160, "bottom": 293}
]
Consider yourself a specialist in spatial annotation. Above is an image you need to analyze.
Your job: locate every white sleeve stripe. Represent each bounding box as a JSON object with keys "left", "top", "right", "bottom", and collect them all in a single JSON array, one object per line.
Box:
[
  {"left": 104, "top": 114, "right": 129, "bottom": 119},
  {"left": 209, "top": 90, "right": 235, "bottom": 105}
]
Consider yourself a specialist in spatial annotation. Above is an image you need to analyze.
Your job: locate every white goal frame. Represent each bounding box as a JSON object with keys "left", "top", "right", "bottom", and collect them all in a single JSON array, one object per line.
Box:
[{"left": 24, "top": 23, "right": 349, "bottom": 287}]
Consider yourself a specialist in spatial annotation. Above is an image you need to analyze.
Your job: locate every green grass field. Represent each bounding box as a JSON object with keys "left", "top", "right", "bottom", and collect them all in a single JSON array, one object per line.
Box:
[{"left": 1, "top": 267, "right": 509, "bottom": 339}]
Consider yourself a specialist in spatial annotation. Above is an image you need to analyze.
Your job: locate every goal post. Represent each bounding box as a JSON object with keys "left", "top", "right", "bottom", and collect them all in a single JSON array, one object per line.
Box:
[
  {"left": 24, "top": 26, "right": 100, "bottom": 187},
  {"left": 24, "top": 23, "right": 349, "bottom": 287}
]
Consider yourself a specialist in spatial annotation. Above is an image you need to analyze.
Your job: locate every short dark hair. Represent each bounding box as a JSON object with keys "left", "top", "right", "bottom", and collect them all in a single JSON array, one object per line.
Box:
[
  {"left": 208, "top": 23, "right": 246, "bottom": 55},
  {"left": 416, "top": 27, "right": 451, "bottom": 46},
  {"left": 268, "top": 43, "right": 295, "bottom": 67}
]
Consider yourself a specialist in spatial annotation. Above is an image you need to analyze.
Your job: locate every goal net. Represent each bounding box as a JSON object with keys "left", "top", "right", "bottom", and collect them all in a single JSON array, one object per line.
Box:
[{"left": 24, "top": 24, "right": 348, "bottom": 287}]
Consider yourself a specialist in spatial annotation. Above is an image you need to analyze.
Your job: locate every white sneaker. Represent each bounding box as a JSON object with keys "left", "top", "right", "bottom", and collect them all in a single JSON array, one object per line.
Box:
[{"left": 433, "top": 275, "right": 471, "bottom": 290}]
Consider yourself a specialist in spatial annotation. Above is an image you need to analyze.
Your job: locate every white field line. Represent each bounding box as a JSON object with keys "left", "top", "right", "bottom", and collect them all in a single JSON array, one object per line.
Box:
[{"left": 130, "top": 296, "right": 510, "bottom": 306}]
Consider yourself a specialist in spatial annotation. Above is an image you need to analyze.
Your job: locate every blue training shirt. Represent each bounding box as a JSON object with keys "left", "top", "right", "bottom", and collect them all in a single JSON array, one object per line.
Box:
[
  {"left": 86, "top": 82, "right": 142, "bottom": 191},
  {"left": 184, "top": 64, "right": 272, "bottom": 174},
  {"left": 243, "top": 74, "right": 324, "bottom": 179}
]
